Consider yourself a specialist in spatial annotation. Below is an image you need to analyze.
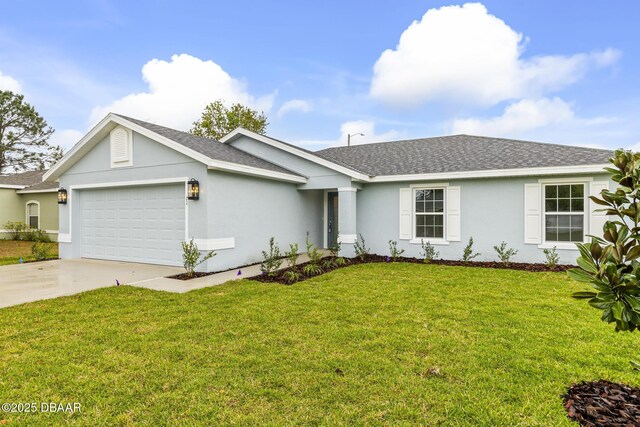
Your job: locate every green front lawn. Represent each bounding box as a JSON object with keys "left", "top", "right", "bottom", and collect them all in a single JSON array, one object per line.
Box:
[
  {"left": 0, "top": 263, "right": 636, "bottom": 425},
  {"left": 0, "top": 240, "right": 58, "bottom": 265}
]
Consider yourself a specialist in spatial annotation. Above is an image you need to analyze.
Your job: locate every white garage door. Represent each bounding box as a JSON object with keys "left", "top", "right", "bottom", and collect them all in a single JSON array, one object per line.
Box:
[{"left": 80, "top": 184, "right": 185, "bottom": 266}]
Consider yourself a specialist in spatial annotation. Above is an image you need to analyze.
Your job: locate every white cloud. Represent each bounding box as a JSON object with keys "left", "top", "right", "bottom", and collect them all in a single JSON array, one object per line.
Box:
[
  {"left": 0, "top": 69, "right": 22, "bottom": 93},
  {"left": 370, "top": 3, "right": 620, "bottom": 108},
  {"left": 277, "top": 99, "right": 312, "bottom": 118},
  {"left": 89, "top": 54, "right": 275, "bottom": 130},
  {"left": 451, "top": 97, "right": 575, "bottom": 135},
  {"left": 49, "top": 129, "right": 84, "bottom": 152},
  {"left": 296, "top": 120, "right": 402, "bottom": 149}
]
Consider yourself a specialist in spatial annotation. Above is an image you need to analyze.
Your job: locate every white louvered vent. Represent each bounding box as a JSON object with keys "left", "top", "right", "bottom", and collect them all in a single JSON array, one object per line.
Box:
[{"left": 110, "top": 127, "right": 132, "bottom": 167}]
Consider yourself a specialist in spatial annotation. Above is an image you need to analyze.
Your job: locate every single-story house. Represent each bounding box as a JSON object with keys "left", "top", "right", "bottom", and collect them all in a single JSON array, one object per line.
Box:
[
  {"left": 42, "top": 113, "right": 613, "bottom": 271},
  {"left": 0, "top": 170, "right": 59, "bottom": 241}
]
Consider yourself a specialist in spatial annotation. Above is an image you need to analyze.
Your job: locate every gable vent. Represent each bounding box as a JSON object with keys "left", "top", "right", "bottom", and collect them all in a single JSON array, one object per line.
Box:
[{"left": 110, "top": 126, "right": 132, "bottom": 167}]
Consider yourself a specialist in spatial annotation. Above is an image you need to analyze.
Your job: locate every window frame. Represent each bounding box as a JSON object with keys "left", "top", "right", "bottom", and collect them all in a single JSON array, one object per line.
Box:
[
  {"left": 25, "top": 200, "right": 40, "bottom": 230},
  {"left": 411, "top": 186, "right": 448, "bottom": 244},
  {"left": 542, "top": 182, "right": 587, "bottom": 245}
]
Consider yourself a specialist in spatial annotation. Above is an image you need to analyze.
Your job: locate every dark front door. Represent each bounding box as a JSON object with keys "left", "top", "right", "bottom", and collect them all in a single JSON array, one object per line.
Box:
[{"left": 327, "top": 192, "right": 339, "bottom": 248}]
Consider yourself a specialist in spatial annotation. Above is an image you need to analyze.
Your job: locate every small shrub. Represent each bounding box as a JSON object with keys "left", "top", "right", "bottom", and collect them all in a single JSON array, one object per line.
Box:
[
  {"left": 3, "top": 221, "right": 27, "bottom": 240},
  {"left": 31, "top": 229, "right": 51, "bottom": 243},
  {"left": 305, "top": 234, "right": 324, "bottom": 265},
  {"left": 283, "top": 243, "right": 301, "bottom": 284},
  {"left": 31, "top": 241, "right": 51, "bottom": 261},
  {"left": 21, "top": 228, "right": 36, "bottom": 241},
  {"left": 282, "top": 270, "right": 301, "bottom": 284},
  {"left": 302, "top": 263, "right": 323, "bottom": 276},
  {"left": 284, "top": 243, "right": 300, "bottom": 270},
  {"left": 329, "top": 237, "right": 341, "bottom": 258},
  {"left": 388, "top": 240, "right": 405, "bottom": 261},
  {"left": 543, "top": 246, "right": 560, "bottom": 269},
  {"left": 354, "top": 233, "right": 370, "bottom": 261},
  {"left": 303, "top": 233, "right": 324, "bottom": 275},
  {"left": 326, "top": 235, "right": 347, "bottom": 268},
  {"left": 334, "top": 256, "right": 347, "bottom": 266},
  {"left": 181, "top": 239, "right": 216, "bottom": 278},
  {"left": 260, "top": 237, "right": 283, "bottom": 276},
  {"left": 494, "top": 241, "right": 518, "bottom": 265},
  {"left": 420, "top": 240, "right": 439, "bottom": 263},
  {"left": 462, "top": 237, "right": 481, "bottom": 262}
]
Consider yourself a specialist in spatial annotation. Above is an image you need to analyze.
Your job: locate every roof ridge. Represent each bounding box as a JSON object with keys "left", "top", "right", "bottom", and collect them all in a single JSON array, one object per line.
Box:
[{"left": 316, "top": 133, "right": 612, "bottom": 154}]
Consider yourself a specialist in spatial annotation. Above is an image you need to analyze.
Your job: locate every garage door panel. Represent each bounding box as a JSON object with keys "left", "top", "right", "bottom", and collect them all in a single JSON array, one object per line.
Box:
[{"left": 80, "top": 184, "right": 185, "bottom": 266}]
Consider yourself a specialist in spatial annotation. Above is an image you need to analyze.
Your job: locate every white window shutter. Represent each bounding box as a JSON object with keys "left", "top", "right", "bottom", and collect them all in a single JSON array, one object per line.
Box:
[
  {"left": 446, "top": 186, "right": 461, "bottom": 241},
  {"left": 590, "top": 181, "right": 609, "bottom": 237},
  {"left": 524, "top": 183, "right": 542, "bottom": 244},
  {"left": 399, "top": 188, "right": 412, "bottom": 240}
]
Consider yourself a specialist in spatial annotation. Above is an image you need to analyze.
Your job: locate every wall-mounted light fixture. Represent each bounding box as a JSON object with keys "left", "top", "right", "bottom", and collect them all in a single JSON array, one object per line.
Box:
[
  {"left": 57, "top": 188, "right": 68, "bottom": 204},
  {"left": 187, "top": 179, "right": 200, "bottom": 200}
]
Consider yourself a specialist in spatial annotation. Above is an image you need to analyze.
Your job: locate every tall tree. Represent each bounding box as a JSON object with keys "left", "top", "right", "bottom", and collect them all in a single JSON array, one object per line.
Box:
[
  {"left": 0, "top": 91, "right": 61, "bottom": 173},
  {"left": 190, "top": 100, "right": 268, "bottom": 140}
]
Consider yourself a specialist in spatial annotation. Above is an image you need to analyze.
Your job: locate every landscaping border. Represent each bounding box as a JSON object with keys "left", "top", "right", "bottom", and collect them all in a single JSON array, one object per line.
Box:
[{"left": 251, "top": 254, "right": 573, "bottom": 285}]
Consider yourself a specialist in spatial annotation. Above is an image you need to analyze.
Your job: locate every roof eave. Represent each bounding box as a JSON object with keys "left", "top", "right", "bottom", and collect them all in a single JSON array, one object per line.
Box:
[
  {"left": 369, "top": 164, "right": 610, "bottom": 182},
  {"left": 15, "top": 187, "right": 59, "bottom": 194}
]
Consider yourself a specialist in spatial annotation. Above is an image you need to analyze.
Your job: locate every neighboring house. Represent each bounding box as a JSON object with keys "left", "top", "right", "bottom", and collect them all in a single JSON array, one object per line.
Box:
[
  {"left": 0, "top": 170, "right": 59, "bottom": 241},
  {"left": 43, "top": 113, "right": 613, "bottom": 271}
]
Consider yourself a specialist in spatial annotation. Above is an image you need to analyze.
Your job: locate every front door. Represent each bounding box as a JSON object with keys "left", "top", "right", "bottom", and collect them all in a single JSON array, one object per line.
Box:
[{"left": 327, "top": 192, "right": 339, "bottom": 248}]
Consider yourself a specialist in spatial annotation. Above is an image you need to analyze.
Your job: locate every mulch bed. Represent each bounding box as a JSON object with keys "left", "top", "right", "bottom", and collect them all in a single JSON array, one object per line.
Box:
[
  {"left": 167, "top": 272, "right": 214, "bottom": 280},
  {"left": 564, "top": 380, "right": 640, "bottom": 426},
  {"left": 251, "top": 254, "right": 572, "bottom": 285}
]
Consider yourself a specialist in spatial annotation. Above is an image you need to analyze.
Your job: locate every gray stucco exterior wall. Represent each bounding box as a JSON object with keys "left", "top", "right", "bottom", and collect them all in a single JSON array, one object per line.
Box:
[
  {"left": 203, "top": 170, "right": 323, "bottom": 271},
  {"left": 355, "top": 174, "right": 613, "bottom": 265}
]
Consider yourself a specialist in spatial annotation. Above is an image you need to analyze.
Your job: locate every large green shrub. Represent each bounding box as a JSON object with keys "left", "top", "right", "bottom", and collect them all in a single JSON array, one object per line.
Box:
[{"left": 569, "top": 149, "right": 640, "bottom": 332}]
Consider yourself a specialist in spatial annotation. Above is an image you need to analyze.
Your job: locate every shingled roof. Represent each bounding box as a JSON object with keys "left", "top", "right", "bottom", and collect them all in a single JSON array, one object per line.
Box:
[
  {"left": 116, "top": 115, "right": 304, "bottom": 177},
  {"left": 0, "top": 170, "right": 46, "bottom": 186},
  {"left": 0, "top": 170, "right": 57, "bottom": 191},
  {"left": 315, "top": 135, "right": 613, "bottom": 176}
]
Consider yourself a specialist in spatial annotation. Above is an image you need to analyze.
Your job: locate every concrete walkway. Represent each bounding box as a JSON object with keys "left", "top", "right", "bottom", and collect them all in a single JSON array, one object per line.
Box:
[
  {"left": 135, "top": 251, "right": 326, "bottom": 292},
  {"left": 0, "top": 252, "right": 327, "bottom": 308},
  {"left": 0, "top": 259, "right": 182, "bottom": 308}
]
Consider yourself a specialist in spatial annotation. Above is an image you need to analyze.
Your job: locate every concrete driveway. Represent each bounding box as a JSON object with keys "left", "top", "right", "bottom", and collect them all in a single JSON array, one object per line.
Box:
[{"left": 0, "top": 259, "right": 182, "bottom": 308}]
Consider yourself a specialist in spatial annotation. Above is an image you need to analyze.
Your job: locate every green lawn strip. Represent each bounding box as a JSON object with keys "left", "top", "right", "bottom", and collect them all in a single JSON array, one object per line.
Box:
[{"left": 0, "top": 263, "right": 636, "bottom": 425}]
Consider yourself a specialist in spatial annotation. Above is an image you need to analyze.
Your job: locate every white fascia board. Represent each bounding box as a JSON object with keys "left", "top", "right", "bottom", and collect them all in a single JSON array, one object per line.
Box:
[
  {"left": 220, "top": 128, "right": 371, "bottom": 182},
  {"left": 369, "top": 164, "right": 610, "bottom": 183},
  {"left": 208, "top": 159, "right": 307, "bottom": 184},
  {"left": 0, "top": 184, "right": 26, "bottom": 189},
  {"left": 16, "top": 188, "right": 58, "bottom": 194}
]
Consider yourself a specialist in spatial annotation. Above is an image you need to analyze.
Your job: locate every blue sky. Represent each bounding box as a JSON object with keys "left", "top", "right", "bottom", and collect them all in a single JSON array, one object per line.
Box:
[{"left": 1, "top": 1, "right": 639, "bottom": 151}]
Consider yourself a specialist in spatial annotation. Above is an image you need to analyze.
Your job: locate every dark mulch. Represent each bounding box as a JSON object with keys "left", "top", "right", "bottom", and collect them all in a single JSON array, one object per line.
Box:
[
  {"left": 167, "top": 272, "right": 214, "bottom": 281},
  {"left": 564, "top": 380, "right": 640, "bottom": 426},
  {"left": 251, "top": 254, "right": 571, "bottom": 285}
]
